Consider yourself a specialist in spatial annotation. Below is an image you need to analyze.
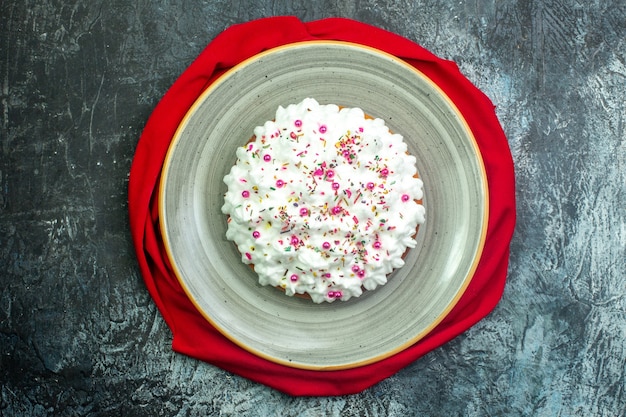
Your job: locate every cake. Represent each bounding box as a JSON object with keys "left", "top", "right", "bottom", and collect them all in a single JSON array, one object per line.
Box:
[{"left": 221, "top": 98, "right": 425, "bottom": 303}]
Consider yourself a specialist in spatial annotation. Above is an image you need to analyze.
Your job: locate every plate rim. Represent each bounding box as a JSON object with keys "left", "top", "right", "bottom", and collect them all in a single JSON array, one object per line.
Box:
[{"left": 158, "top": 40, "right": 489, "bottom": 370}]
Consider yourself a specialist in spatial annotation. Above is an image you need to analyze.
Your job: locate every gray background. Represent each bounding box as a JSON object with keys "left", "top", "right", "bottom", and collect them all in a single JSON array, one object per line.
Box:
[{"left": 1, "top": 1, "right": 624, "bottom": 416}]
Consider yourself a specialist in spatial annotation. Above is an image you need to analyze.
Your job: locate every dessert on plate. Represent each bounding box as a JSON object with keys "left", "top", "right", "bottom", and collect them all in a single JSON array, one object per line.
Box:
[{"left": 222, "top": 98, "right": 425, "bottom": 303}]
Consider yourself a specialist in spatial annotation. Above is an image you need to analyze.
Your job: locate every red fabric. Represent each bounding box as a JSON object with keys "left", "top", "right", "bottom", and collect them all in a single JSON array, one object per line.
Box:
[{"left": 128, "top": 16, "right": 515, "bottom": 396}]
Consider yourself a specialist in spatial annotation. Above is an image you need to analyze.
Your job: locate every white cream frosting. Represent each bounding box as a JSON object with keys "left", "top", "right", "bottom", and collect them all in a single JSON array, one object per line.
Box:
[{"left": 222, "top": 98, "right": 425, "bottom": 303}]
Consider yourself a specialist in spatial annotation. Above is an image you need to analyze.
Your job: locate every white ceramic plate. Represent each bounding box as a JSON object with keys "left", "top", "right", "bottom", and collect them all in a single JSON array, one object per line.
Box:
[{"left": 159, "top": 41, "right": 488, "bottom": 370}]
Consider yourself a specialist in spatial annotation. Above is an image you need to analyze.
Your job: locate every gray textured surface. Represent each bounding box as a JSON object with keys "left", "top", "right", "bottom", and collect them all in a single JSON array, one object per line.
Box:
[{"left": 1, "top": 1, "right": 624, "bottom": 416}]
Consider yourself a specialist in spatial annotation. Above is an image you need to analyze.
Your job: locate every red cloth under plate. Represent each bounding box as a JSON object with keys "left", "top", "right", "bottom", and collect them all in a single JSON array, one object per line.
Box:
[{"left": 128, "top": 16, "right": 515, "bottom": 396}]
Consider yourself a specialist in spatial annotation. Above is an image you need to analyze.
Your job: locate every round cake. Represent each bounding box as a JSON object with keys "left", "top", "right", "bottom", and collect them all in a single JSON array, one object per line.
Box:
[{"left": 221, "top": 98, "right": 425, "bottom": 303}]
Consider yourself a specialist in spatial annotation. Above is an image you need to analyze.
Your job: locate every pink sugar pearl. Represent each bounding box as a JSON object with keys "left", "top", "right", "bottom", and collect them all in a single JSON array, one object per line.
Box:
[
  {"left": 252, "top": 231, "right": 260, "bottom": 239},
  {"left": 401, "top": 194, "right": 410, "bottom": 202},
  {"left": 299, "top": 207, "right": 309, "bottom": 216},
  {"left": 319, "top": 125, "right": 327, "bottom": 134},
  {"left": 241, "top": 190, "right": 250, "bottom": 198},
  {"left": 290, "top": 274, "right": 299, "bottom": 282},
  {"left": 263, "top": 154, "right": 271, "bottom": 162},
  {"left": 322, "top": 241, "right": 331, "bottom": 250}
]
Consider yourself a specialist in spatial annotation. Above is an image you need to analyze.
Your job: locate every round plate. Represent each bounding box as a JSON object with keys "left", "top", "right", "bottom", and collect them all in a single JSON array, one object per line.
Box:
[{"left": 159, "top": 41, "right": 488, "bottom": 370}]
